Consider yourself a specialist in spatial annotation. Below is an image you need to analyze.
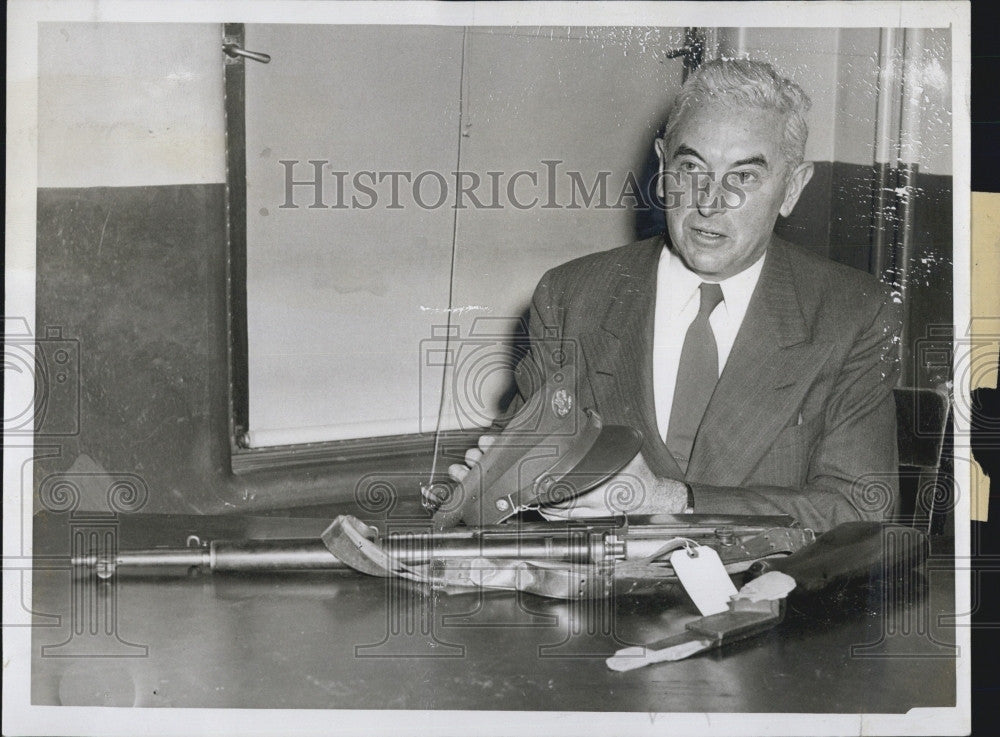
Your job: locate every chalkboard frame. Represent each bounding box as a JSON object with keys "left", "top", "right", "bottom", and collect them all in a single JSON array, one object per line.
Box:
[{"left": 222, "top": 23, "right": 481, "bottom": 474}]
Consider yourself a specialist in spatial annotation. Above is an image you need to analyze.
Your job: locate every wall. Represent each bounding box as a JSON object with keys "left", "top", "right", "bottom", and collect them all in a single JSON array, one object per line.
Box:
[
  {"left": 35, "top": 23, "right": 424, "bottom": 514},
  {"left": 37, "top": 24, "right": 226, "bottom": 187},
  {"left": 719, "top": 26, "right": 952, "bottom": 174},
  {"left": 34, "top": 23, "right": 954, "bottom": 514},
  {"left": 721, "top": 27, "right": 954, "bottom": 386}
]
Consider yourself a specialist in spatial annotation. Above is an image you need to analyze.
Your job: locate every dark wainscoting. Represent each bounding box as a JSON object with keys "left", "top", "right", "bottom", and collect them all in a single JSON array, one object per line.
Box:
[
  {"left": 905, "top": 168, "right": 955, "bottom": 387},
  {"left": 34, "top": 185, "right": 436, "bottom": 516},
  {"left": 775, "top": 160, "right": 833, "bottom": 257},
  {"left": 786, "top": 162, "right": 954, "bottom": 389}
]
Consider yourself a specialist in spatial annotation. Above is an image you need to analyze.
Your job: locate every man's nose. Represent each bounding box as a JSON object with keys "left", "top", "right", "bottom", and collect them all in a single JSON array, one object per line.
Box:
[{"left": 694, "top": 175, "right": 725, "bottom": 216}]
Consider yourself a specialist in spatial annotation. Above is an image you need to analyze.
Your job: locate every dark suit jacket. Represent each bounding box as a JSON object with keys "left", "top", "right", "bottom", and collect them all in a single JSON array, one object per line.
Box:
[{"left": 507, "top": 235, "right": 903, "bottom": 532}]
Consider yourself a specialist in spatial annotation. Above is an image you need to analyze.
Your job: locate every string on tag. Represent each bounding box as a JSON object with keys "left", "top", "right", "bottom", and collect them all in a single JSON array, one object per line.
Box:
[
  {"left": 669, "top": 544, "right": 739, "bottom": 616},
  {"left": 679, "top": 537, "right": 699, "bottom": 557},
  {"left": 426, "top": 27, "right": 470, "bottom": 493},
  {"left": 637, "top": 537, "right": 702, "bottom": 564}
]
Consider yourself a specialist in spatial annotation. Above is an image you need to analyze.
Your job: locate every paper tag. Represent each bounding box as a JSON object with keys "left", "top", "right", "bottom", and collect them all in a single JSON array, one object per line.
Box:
[{"left": 669, "top": 545, "right": 739, "bottom": 616}]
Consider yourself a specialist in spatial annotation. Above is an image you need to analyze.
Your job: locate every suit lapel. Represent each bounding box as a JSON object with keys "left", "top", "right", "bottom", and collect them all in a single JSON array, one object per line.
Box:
[
  {"left": 579, "top": 239, "right": 684, "bottom": 480},
  {"left": 686, "top": 240, "right": 832, "bottom": 485}
]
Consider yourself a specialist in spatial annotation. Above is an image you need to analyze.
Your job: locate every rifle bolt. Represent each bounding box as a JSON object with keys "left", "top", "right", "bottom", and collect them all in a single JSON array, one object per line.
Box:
[{"left": 714, "top": 527, "right": 735, "bottom": 546}]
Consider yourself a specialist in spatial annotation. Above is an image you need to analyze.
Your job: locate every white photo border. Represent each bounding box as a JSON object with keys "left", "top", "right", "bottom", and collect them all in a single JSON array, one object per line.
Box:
[{"left": 4, "top": 1, "right": 972, "bottom": 735}]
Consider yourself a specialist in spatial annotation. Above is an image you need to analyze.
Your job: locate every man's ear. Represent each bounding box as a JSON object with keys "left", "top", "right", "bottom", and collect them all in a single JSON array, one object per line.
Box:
[
  {"left": 779, "top": 161, "right": 814, "bottom": 218},
  {"left": 654, "top": 138, "right": 667, "bottom": 199}
]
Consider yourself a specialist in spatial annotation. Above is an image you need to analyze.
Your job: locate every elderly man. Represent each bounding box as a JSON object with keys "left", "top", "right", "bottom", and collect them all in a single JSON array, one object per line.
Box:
[{"left": 433, "top": 58, "right": 901, "bottom": 533}]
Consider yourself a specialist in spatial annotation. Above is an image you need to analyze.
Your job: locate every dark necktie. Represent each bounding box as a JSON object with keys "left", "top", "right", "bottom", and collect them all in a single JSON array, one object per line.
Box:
[{"left": 665, "top": 282, "right": 725, "bottom": 473}]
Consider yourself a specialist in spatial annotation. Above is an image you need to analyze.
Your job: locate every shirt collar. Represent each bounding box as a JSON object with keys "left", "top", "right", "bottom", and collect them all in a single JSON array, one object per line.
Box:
[{"left": 659, "top": 242, "right": 768, "bottom": 317}]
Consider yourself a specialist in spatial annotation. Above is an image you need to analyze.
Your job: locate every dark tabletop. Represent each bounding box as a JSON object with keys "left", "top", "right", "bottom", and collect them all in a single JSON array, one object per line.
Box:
[{"left": 29, "top": 505, "right": 957, "bottom": 712}]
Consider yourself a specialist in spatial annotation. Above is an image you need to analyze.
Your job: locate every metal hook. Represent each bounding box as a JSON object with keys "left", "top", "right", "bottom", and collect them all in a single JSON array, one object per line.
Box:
[
  {"left": 223, "top": 41, "right": 271, "bottom": 65},
  {"left": 663, "top": 28, "right": 706, "bottom": 80}
]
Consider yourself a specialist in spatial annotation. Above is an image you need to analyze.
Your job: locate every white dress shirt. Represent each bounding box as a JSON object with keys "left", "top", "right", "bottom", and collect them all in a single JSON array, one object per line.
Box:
[{"left": 652, "top": 247, "right": 767, "bottom": 441}]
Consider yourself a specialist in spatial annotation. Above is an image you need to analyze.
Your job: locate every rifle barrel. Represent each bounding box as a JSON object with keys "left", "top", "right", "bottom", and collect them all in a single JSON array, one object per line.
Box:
[{"left": 73, "top": 532, "right": 604, "bottom": 577}]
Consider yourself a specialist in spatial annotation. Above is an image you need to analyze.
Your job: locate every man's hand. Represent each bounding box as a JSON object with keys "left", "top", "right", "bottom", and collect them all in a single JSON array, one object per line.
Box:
[
  {"left": 420, "top": 435, "right": 498, "bottom": 512},
  {"left": 421, "top": 436, "right": 688, "bottom": 519},
  {"left": 537, "top": 450, "right": 689, "bottom": 520}
]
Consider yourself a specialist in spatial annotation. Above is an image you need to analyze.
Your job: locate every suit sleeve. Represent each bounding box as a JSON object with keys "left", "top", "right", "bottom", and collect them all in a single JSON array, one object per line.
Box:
[
  {"left": 687, "top": 290, "right": 904, "bottom": 532},
  {"left": 491, "top": 270, "right": 564, "bottom": 430}
]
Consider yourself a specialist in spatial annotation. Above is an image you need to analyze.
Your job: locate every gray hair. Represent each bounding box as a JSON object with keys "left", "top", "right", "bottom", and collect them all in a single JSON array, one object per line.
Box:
[{"left": 662, "top": 58, "right": 812, "bottom": 168}]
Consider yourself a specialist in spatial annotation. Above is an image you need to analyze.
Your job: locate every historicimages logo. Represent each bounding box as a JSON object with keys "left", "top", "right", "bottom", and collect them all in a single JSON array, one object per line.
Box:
[{"left": 3, "top": 318, "right": 81, "bottom": 438}]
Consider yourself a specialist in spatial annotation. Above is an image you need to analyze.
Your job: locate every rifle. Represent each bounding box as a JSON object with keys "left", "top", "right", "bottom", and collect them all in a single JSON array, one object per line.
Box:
[
  {"left": 71, "top": 513, "right": 930, "bottom": 669},
  {"left": 73, "top": 513, "right": 816, "bottom": 599}
]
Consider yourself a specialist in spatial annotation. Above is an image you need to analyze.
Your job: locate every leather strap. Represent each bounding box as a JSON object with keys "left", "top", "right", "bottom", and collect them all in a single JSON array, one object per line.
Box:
[
  {"left": 320, "top": 516, "right": 409, "bottom": 578},
  {"left": 529, "top": 409, "right": 604, "bottom": 505}
]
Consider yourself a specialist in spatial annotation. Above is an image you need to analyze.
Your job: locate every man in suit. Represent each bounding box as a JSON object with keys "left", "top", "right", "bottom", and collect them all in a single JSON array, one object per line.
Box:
[{"left": 429, "top": 59, "right": 902, "bottom": 533}]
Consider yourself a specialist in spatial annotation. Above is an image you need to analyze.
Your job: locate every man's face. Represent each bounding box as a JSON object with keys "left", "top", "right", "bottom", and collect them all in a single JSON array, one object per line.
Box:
[{"left": 656, "top": 100, "right": 814, "bottom": 280}]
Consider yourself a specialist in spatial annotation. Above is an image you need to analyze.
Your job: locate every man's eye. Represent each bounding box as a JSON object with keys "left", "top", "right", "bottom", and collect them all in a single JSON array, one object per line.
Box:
[
  {"left": 676, "top": 160, "right": 699, "bottom": 172},
  {"left": 734, "top": 170, "right": 759, "bottom": 185}
]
